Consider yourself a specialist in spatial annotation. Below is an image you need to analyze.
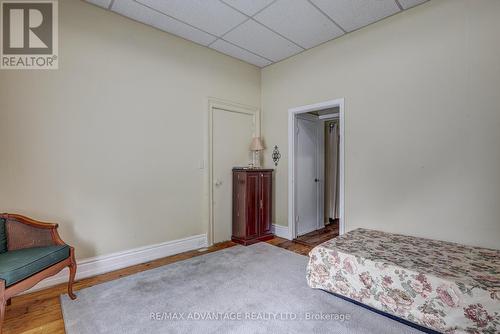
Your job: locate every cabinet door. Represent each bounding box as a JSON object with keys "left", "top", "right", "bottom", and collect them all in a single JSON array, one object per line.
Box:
[
  {"left": 246, "top": 173, "right": 260, "bottom": 239},
  {"left": 259, "top": 172, "right": 272, "bottom": 235},
  {"left": 232, "top": 172, "right": 246, "bottom": 239}
]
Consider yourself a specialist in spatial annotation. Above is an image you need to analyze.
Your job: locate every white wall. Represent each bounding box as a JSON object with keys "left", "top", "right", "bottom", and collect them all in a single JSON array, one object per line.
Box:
[
  {"left": 1, "top": 0, "right": 498, "bottom": 256},
  {"left": 261, "top": 0, "right": 500, "bottom": 249},
  {"left": 0, "top": 0, "right": 261, "bottom": 258}
]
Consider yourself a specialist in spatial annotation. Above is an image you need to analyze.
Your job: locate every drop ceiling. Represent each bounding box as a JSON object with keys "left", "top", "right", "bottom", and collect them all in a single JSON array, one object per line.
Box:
[{"left": 87, "top": 0, "right": 428, "bottom": 68}]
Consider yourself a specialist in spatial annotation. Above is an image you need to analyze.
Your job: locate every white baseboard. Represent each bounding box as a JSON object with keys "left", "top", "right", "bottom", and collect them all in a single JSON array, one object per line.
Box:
[
  {"left": 272, "top": 224, "right": 292, "bottom": 240},
  {"left": 26, "top": 233, "right": 208, "bottom": 294}
]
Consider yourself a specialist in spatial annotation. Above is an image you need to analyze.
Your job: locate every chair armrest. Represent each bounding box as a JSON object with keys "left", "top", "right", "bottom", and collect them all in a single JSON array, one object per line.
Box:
[{"left": 1, "top": 213, "right": 66, "bottom": 250}]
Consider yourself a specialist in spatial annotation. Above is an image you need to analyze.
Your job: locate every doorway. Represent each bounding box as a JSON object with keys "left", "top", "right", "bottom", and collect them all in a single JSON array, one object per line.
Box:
[
  {"left": 288, "top": 99, "right": 345, "bottom": 243},
  {"left": 208, "top": 98, "right": 259, "bottom": 245}
]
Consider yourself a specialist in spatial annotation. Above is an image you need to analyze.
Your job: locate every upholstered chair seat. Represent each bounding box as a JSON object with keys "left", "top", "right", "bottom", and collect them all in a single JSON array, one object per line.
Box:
[{"left": 0, "top": 245, "right": 70, "bottom": 287}]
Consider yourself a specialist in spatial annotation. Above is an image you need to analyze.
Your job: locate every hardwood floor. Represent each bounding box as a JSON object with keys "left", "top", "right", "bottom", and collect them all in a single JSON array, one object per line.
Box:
[
  {"left": 267, "top": 236, "right": 313, "bottom": 256},
  {"left": 4, "top": 237, "right": 316, "bottom": 334},
  {"left": 294, "top": 222, "right": 339, "bottom": 248}
]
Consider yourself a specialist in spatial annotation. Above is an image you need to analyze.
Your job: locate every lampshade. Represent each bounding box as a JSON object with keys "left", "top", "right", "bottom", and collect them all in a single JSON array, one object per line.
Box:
[{"left": 250, "top": 137, "right": 264, "bottom": 151}]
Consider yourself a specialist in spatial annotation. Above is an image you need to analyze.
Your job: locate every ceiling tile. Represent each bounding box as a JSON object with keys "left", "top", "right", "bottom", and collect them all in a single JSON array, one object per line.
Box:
[
  {"left": 220, "top": 0, "right": 275, "bottom": 16},
  {"left": 87, "top": 0, "right": 427, "bottom": 68},
  {"left": 112, "top": 0, "right": 216, "bottom": 46},
  {"left": 136, "top": 0, "right": 247, "bottom": 36},
  {"left": 210, "top": 40, "right": 272, "bottom": 67},
  {"left": 86, "top": 0, "right": 112, "bottom": 8},
  {"left": 254, "top": 0, "right": 344, "bottom": 49},
  {"left": 398, "top": 0, "right": 428, "bottom": 10},
  {"left": 224, "top": 20, "right": 303, "bottom": 62},
  {"left": 310, "top": 0, "right": 400, "bottom": 32}
]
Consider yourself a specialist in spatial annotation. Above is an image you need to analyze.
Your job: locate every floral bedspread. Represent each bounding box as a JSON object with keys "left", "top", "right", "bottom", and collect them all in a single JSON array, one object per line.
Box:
[{"left": 306, "top": 228, "right": 500, "bottom": 333}]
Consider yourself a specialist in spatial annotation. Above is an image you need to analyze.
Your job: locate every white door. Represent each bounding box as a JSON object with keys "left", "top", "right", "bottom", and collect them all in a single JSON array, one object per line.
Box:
[
  {"left": 213, "top": 108, "right": 255, "bottom": 243},
  {"left": 296, "top": 116, "right": 319, "bottom": 236}
]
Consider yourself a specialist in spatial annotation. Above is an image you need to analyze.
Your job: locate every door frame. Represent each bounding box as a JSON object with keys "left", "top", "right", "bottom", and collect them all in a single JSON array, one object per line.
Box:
[
  {"left": 288, "top": 98, "right": 345, "bottom": 239},
  {"left": 207, "top": 98, "right": 260, "bottom": 246}
]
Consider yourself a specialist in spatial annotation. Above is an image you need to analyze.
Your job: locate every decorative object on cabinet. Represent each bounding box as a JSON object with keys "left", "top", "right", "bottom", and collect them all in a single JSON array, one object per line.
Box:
[
  {"left": 249, "top": 137, "right": 264, "bottom": 168},
  {"left": 232, "top": 168, "right": 273, "bottom": 245},
  {"left": 272, "top": 145, "right": 281, "bottom": 167}
]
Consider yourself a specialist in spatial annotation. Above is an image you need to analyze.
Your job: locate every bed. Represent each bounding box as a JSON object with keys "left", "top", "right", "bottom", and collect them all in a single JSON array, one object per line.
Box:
[{"left": 306, "top": 228, "right": 500, "bottom": 333}]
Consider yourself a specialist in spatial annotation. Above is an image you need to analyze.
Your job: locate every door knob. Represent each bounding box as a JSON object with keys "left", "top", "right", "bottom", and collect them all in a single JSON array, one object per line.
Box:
[
  {"left": 214, "top": 180, "right": 223, "bottom": 187},
  {"left": 314, "top": 178, "right": 319, "bottom": 183}
]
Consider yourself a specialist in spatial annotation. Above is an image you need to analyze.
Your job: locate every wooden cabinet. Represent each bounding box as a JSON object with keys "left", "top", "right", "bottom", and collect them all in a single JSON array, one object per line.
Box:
[{"left": 232, "top": 168, "right": 273, "bottom": 245}]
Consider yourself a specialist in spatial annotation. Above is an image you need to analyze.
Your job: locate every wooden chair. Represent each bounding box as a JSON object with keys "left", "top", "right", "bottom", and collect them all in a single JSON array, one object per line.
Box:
[{"left": 0, "top": 213, "right": 77, "bottom": 332}]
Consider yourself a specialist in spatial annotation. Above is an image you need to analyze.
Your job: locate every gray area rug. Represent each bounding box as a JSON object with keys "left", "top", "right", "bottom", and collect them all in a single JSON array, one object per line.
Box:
[{"left": 61, "top": 242, "right": 422, "bottom": 334}]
